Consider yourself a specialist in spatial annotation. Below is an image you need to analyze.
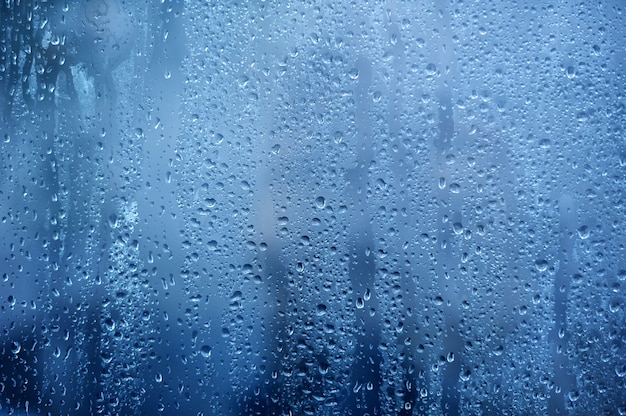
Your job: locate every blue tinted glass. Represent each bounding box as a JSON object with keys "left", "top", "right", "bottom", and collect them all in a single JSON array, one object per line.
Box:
[{"left": 1, "top": 1, "right": 625, "bottom": 415}]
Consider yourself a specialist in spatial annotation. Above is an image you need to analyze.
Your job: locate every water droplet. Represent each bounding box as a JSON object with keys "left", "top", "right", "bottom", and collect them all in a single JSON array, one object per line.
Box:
[
  {"left": 567, "top": 389, "right": 580, "bottom": 402},
  {"left": 460, "top": 369, "right": 471, "bottom": 381},
  {"left": 316, "top": 303, "right": 327, "bottom": 316},
  {"left": 539, "top": 138, "right": 551, "bottom": 148},
  {"left": 200, "top": 345, "right": 212, "bottom": 358},
  {"left": 108, "top": 214, "right": 118, "bottom": 228},
  {"left": 101, "top": 351, "right": 113, "bottom": 364},
  {"left": 230, "top": 291, "right": 243, "bottom": 303},
  {"left": 103, "top": 317, "right": 115, "bottom": 331},
  {"left": 493, "top": 345, "right": 504, "bottom": 356},
  {"left": 609, "top": 300, "right": 620, "bottom": 313},
  {"left": 425, "top": 63, "right": 437, "bottom": 76},
  {"left": 535, "top": 259, "right": 549, "bottom": 272},
  {"left": 238, "top": 75, "right": 249, "bottom": 87}
]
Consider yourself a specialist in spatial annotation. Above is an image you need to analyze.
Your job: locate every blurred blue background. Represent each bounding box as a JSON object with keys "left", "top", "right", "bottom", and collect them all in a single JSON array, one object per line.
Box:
[{"left": 1, "top": 0, "right": 625, "bottom": 415}]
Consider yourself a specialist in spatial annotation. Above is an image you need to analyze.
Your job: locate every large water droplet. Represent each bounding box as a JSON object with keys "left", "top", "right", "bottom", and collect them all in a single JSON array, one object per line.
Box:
[
  {"left": 535, "top": 259, "right": 549, "bottom": 272},
  {"left": 200, "top": 345, "right": 212, "bottom": 358}
]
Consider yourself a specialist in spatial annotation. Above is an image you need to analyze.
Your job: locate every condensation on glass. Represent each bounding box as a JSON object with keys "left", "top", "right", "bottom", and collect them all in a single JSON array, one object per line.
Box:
[{"left": 1, "top": 0, "right": 625, "bottom": 415}]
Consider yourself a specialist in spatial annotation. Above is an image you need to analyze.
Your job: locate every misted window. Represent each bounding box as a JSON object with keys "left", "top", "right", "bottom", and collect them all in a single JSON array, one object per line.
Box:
[{"left": 1, "top": 1, "right": 625, "bottom": 415}]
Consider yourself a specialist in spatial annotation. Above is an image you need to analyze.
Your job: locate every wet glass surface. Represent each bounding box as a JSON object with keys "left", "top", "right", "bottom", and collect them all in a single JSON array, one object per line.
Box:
[{"left": 1, "top": 1, "right": 625, "bottom": 415}]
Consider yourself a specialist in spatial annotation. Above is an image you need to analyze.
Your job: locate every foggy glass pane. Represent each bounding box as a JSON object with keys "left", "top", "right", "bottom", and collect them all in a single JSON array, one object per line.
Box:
[{"left": 1, "top": 1, "right": 625, "bottom": 415}]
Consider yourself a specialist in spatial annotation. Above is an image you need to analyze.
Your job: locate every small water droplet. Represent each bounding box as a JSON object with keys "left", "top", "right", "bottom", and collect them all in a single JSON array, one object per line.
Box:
[
  {"left": 108, "top": 214, "right": 118, "bottom": 228},
  {"left": 103, "top": 317, "right": 115, "bottom": 331},
  {"left": 567, "top": 389, "right": 580, "bottom": 402},
  {"left": 316, "top": 303, "right": 327, "bottom": 316},
  {"left": 539, "top": 138, "right": 551, "bottom": 148},
  {"left": 425, "top": 63, "right": 437, "bottom": 76}
]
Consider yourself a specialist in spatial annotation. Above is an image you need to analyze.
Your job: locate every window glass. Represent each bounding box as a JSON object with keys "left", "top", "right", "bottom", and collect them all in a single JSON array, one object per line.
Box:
[{"left": 1, "top": 1, "right": 625, "bottom": 415}]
